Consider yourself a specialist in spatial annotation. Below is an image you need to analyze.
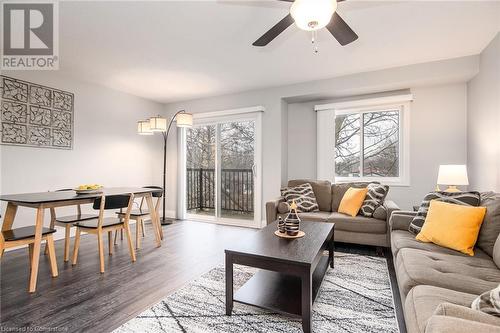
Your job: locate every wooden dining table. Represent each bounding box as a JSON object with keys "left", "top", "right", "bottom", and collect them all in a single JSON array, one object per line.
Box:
[{"left": 0, "top": 187, "right": 164, "bottom": 293}]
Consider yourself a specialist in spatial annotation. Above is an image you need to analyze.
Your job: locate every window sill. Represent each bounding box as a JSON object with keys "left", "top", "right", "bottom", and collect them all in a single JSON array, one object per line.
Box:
[{"left": 334, "top": 178, "right": 410, "bottom": 187}]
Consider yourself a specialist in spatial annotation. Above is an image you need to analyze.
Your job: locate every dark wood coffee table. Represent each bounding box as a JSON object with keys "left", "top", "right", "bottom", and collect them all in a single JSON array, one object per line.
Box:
[{"left": 225, "top": 220, "right": 335, "bottom": 333}]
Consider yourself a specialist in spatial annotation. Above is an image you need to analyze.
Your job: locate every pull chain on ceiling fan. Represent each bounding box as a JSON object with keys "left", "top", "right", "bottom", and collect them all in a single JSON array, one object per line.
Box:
[{"left": 252, "top": 0, "right": 358, "bottom": 48}]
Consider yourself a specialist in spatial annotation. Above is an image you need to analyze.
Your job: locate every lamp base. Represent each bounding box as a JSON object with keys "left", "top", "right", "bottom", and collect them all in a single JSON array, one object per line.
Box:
[
  {"left": 444, "top": 185, "right": 461, "bottom": 193},
  {"left": 160, "top": 218, "right": 174, "bottom": 225}
]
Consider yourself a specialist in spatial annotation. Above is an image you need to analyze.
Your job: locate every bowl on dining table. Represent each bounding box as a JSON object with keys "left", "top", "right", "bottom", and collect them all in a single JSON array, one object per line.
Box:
[{"left": 74, "top": 184, "right": 103, "bottom": 195}]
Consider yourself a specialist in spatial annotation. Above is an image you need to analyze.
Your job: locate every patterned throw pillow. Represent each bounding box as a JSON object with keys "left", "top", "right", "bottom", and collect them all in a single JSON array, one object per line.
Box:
[
  {"left": 360, "top": 183, "right": 389, "bottom": 217},
  {"left": 281, "top": 183, "right": 319, "bottom": 213},
  {"left": 472, "top": 285, "right": 500, "bottom": 317},
  {"left": 409, "top": 191, "right": 481, "bottom": 234}
]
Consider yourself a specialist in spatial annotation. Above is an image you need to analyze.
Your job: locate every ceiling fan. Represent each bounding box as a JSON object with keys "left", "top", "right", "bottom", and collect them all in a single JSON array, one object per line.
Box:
[{"left": 253, "top": 0, "right": 358, "bottom": 47}]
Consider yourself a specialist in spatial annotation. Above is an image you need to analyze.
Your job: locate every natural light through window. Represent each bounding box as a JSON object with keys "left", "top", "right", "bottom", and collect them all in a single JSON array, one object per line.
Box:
[
  {"left": 315, "top": 95, "right": 411, "bottom": 186},
  {"left": 335, "top": 110, "right": 400, "bottom": 178}
]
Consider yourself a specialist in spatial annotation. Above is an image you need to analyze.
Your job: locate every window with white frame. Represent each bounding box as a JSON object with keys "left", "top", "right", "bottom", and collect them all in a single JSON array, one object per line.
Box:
[
  {"left": 335, "top": 107, "right": 400, "bottom": 178},
  {"left": 316, "top": 95, "right": 411, "bottom": 185}
]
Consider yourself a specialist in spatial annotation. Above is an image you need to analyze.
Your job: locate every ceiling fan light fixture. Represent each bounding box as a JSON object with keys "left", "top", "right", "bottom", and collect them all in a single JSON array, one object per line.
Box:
[{"left": 290, "top": 0, "right": 337, "bottom": 31}]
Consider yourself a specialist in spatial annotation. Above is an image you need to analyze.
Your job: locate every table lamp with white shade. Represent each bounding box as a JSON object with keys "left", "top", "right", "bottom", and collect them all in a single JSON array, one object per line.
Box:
[{"left": 436, "top": 164, "right": 469, "bottom": 192}]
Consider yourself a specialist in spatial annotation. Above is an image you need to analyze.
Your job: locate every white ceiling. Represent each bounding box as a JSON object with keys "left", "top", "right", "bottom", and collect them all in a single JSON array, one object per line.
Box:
[{"left": 49, "top": 1, "right": 500, "bottom": 102}]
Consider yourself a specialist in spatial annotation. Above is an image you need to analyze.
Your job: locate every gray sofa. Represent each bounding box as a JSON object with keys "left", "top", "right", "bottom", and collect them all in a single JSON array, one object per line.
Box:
[
  {"left": 390, "top": 193, "right": 500, "bottom": 333},
  {"left": 266, "top": 179, "right": 399, "bottom": 247}
]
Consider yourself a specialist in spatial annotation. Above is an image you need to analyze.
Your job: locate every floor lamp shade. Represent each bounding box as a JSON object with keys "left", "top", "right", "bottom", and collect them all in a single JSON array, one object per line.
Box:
[
  {"left": 175, "top": 112, "right": 193, "bottom": 128},
  {"left": 137, "top": 120, "right": 153, "bottom": 135},
  {"left": 150, "top": 116, "right": 167, "bottom": 132}
]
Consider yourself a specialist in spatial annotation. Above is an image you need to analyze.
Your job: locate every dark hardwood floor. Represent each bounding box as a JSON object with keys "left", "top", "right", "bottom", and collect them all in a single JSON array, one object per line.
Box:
[{"left": 1, "top": 221, "right": 405, "bottom": 333}]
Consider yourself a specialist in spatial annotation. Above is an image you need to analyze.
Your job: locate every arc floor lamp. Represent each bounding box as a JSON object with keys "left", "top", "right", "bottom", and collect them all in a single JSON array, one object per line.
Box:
[{"left": 137, "top": 110, "right": 193, "bottom": 225}]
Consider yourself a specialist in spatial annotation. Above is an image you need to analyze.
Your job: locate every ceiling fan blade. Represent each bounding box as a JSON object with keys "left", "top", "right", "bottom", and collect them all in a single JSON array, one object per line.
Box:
[
  {"left": 325, "top": 12, "right": 358, "bottom": 46},
  {"left": 253, "top": 14, "right": 295, "bottom": 47}
]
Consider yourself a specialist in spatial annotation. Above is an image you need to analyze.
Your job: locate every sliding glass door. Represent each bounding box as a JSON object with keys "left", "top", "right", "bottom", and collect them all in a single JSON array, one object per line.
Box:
[
  {"left": 186, "top": 125, "right": 216, "bottom": 218},
  {"left": 181, "top": 111, "right": 262, "bottom": 227},
  {"left": 219, "top": 121, "right": 255, "bottom": 220}
]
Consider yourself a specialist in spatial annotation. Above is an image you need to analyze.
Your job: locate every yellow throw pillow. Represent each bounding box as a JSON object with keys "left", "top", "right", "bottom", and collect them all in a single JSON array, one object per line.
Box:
[
  {"left": 338, "top": 187, "right": 369, "bottom": 217},
  {"left": 416, "top": 200, "right": 487, "bottom": 256}
]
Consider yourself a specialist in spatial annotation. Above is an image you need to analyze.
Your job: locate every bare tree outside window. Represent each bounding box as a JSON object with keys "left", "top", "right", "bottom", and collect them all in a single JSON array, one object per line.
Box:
[
  {"left": 186, "top": 121, "right": 255, "bottom": 220},
  {"left": 335, "top": 114, "right": 361, "bottom": 177},
  {"left": 335, "top": 110, "right": 400, "bottom": 178},
  {"left": 363, "top": 111, "right": 399, "bottom": 177}
]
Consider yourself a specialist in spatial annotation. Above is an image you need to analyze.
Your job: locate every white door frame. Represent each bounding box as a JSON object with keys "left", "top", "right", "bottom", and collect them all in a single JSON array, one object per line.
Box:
[{"left": 177, "top": 106, "right": 264, "bottom": 228}]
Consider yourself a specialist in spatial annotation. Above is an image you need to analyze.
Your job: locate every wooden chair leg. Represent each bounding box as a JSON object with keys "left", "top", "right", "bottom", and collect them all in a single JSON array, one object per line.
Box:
[
  {"left": 72, "top": 228, "right": 81, "bottom": 265},
  {"left": 108, "top": 231, "right": 113, "bottom": 255},
  {"left": 135, "top": 219, "right": 141, "bottom": 249},
  {"left": 46, "top": 235, "right": 58, "bottom": 277},
  {"left": 114, "top": 230, "right": 118, "bottom": 245},
  {"left": 44, "top": 215, "right": 56, "bottom": 255},
  {"left": 158, "top": 221, "right": 164, "bottom": 240},
  {"left": 120, "top": 229, "right": 123, "bottom": 240},
  {"left": 97, "top": 231, "right": 105, "bottom": 273},
  {"left": 64, "top": 224, "right": 71, "bottom": 262},
  {"left": 123, "top": 223, "right": 136, "bottom": 262},
  {"left": 141, "top": 220, "right": 146, "bottom": 237},
  {"left": 28, "top": 243, "right": 34, "bottom": 268}
]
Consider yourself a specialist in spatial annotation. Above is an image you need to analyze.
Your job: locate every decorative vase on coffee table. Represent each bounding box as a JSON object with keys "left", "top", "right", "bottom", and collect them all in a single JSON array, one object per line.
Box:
[
  {"left": 284, "top": 200, "right": 301, "bottom": 236},
  {"left": 277, "top": 216, "right": 286, "bottom": 233}
]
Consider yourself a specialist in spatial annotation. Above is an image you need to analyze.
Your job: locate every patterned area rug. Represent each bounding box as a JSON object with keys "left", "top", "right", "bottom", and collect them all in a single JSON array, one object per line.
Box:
[{"left": 114, "top": 252, "right": 398, "bottom": 333}]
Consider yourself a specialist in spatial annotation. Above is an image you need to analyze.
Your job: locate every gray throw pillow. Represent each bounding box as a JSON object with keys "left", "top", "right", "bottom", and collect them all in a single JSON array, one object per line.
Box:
[
  {"left": 281, "top": 183, "right": 319, "bottom": 213},
  {"left": 472, "top": 285, "right": 500, "bottom": 317},
  {"left": 277, "top": 201, "right": 290, "bottom": 214},
  {"left": 409, "top": 191, "right": 481, "bottom": 235},
  {"left": 372, "top": 205, "right": 388, "bottom": 221},
  {"left": 476, "top": 193, "right": 500, "bottom": 257},
  {"left": 360, "top": 183, "right": 389, "bottom": 217}
]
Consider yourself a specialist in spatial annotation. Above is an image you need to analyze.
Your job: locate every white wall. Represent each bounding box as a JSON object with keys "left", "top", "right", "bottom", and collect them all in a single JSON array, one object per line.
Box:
[
  {"left": 467, "top": 33, "right": 500, "bottom": 192},
  {"left": 0, "top": 71, "right": 164, "bottom": 240},
  {"left": 164, "top": 56, "right": 479, "bottom": 216},
  {"left": 286, "top": 84, "right": 468, "bottom": 210},
  {"left": 287, "top": 101, "right": 317, "bottom": 180}
]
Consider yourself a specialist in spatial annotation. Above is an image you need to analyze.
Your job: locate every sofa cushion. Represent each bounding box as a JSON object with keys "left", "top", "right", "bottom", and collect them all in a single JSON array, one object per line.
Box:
[
  {"left": 391, "top": 230, "right": 491, "bottom": 260},
  {"left": 435, "top": 302, "right": 500, "bottom": 326},
  {"left": 331, "top": 181, "right": 377, "bottom": 212},
  {"left": 409, "top": 191, "right": 481, "bottom": 235},
  {"left": 288, "top": 179, "right": 332, "bottom": 212},
  {"left": 477, "top": 193, "right": 500, "bottom": 257},
  {"left": 281, "top": 183, "right": 319, "bottom": 212},
  {"left": 425, "top": 315, "right": 500, "bottom": 333},
  {"left": 296, "top": 211, "right": 331, "bottom": 222},
  {"left": 328, "top": 212, "right": 386, "bottom": 234},
  {"left": 396, "top": 248, "right": 500, "bottom": 296},
  {"left": 404, "top": 285, "right": 476, "bottom": 333}
]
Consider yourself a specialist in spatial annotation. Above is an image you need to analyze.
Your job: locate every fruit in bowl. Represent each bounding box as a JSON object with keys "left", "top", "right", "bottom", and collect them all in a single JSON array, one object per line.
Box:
[
  {"left": 77, "top": 184, "right": 102, "bottom": 190},
  {"left": 75, "top": 184, "right": 103, "bottom": 194}
]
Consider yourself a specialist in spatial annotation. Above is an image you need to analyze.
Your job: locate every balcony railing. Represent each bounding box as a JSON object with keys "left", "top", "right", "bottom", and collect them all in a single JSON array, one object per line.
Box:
[{"left": 186, "top": 168, "right": 254, "bottom": 213}]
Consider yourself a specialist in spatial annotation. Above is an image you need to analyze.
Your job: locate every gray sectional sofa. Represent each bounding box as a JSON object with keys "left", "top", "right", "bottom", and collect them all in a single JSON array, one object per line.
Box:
[
  {"left": 390, "top": 194, "right": 500, "bottom": 333},
  {"left": 266, "top": 179, "right": 399, "bottom": 247}
]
